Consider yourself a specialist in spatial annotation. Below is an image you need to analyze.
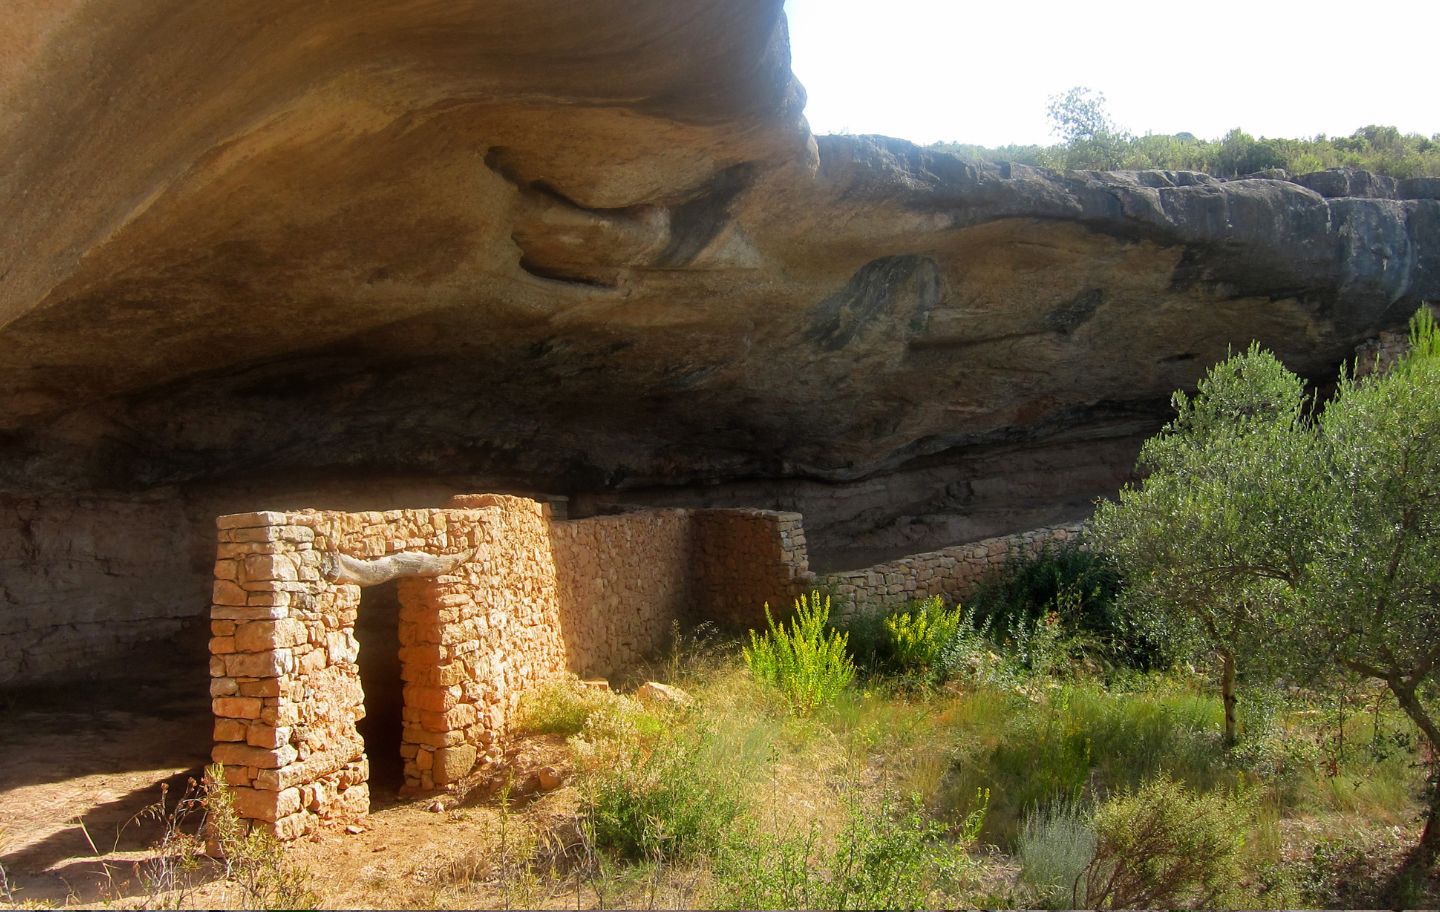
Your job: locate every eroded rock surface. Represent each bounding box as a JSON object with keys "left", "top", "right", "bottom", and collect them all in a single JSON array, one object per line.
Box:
[{"left": 1, "top": 0, "right": 1437, "bottom": 679}]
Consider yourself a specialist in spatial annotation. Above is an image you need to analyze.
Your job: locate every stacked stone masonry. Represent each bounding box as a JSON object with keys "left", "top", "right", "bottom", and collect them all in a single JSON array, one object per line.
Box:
[
  {"left": 820, "top": 524, "right": 1087, "bottom": 621},
  {"left": 210, "top": 495, "right": 810, "bottom": 838}
]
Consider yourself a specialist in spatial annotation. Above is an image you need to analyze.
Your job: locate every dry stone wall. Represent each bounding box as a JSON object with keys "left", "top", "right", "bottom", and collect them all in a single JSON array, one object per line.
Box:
[
  {"left": 693, "top": 509, "right": 812, "bottom": 627},
  {"left": 550, "top": 509, "right": 692, "bottom": 679},
  {"left": 210, "top": 496, "right": 809, "bottom": 838},
  {"left": 820, "top": 524, "right": 1085, "bottom": 620}
]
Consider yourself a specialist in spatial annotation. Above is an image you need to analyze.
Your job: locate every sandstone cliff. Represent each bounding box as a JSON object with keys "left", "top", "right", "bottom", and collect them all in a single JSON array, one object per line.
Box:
[{"left": 1, "top": 0, "right": 1436, "bottom": 681}]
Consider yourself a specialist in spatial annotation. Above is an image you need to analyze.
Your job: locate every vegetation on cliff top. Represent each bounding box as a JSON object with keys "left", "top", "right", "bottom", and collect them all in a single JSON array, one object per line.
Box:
[{"left": 929, "top": 86, "right": 1440, "bottom": 178}]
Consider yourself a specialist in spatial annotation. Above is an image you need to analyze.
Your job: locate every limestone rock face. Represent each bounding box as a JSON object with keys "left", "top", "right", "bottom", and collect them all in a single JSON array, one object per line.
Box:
[{"left": 1, "top": 1, "right": 1438, "bottom": 680}]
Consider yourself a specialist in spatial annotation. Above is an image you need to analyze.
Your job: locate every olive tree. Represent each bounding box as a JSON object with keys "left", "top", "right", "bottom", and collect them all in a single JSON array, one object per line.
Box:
[
  {"left": 1303, "top": 309, "right": 1440, "bottom": 863},
  {"left": 1097, "top": 309, "right": 1440, "bottom": 863},
  {"left": 1090, "top": 345, "right": 1324, "bottom": 746}
]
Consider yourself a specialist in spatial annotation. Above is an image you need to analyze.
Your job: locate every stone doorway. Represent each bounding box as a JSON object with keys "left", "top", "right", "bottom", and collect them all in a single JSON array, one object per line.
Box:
[{"left": 355, "top": 579, "right": 404, "bottom": 801}]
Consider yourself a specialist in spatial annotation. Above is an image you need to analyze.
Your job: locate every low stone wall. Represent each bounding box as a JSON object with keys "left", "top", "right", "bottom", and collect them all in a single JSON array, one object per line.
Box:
[
  {"left": 820, "top": 524, "right": 1085, "bottom": 619},
  {"left": 209, "top": 495, "right": 809, "bottom": 838}
]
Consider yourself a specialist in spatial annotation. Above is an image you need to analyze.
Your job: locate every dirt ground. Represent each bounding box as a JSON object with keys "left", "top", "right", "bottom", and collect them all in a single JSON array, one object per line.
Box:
[{"left": 0, "top": 635, "right": 585, "bottom": 910}]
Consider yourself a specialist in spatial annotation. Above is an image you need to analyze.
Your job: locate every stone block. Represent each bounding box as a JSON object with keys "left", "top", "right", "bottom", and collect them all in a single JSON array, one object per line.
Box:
[
  {"left": 212, "top": 580, "right": 249, "bottom": 607},
  {"left": 238, "top": 677, "right": 283, "bottom": 698},
  {"left": 210, "top": 677, "right": 239, "bottom": 697},
  {"left": 432, "top": 744, "right": 477, "bottom": 785},
  {"left": 266, "top": 812, "right": 309, "bottom": 841},
  {"left": 213, "top": 696, "right": 263, "bottom": 719},
  {"left": 224, "top": 650, "right": 289, "bottom": 678},
  {"left": 213, "top": 718, "right": 248, "bottom": 741},
  {"left": 234, "top": 618, "right": 307, "bottom": 652},
  {"left": 404, "top": 685, "right": 457, "bottom": 713},
  {"left": 242, "top": 553, "right": 298, "bottom": 582},
  {"left": 260, "top": 702, "right": 300, "bottom": 727},
  {"left": 229, "top": 786, "right": 281, "bottom": 821},
  {"left": 217, "top": 511, "right": 289, "bottom": 530},
  {"left": 211, "top": 605, "right": 289, "bottom": 621},
  {"left": 212, "top": 742, "right": 296, "bottom": 769},
  {"left": 246, "top": 724, "right": 291, "bottom": 750},
  {"left": 208, "top": 636, "right": 236, "bottom": 655}
]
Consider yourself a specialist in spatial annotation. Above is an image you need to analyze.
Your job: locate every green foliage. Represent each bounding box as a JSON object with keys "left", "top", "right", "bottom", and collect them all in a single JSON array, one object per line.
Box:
[
  {"left": 744, "top": 591, "right": 855, "bottom": 714},
  {"left": 1046, "top": 86, "right": 1131, "bottom": 170},
  {"left": 943, "top": 681, "right": 1223, "bottom": 845},
  {"left": 1090, "top": 344, "right": 1324, "bottom": 742},
  {"left": 1094, "top": 308, "right": 1440, "bottom": 860},
  {"left": 1080, "top": 775, "right": 1248, "bottom": 909},
  {"left": 884, "top": 596, "right": 964, "bottom": 673},
  {"left": 717, "top": 791, "right": 984, "bottom": 910},
  {"left": 1299, "top": 307, "right": 1440, "bottom": 851},
  {"left": 937, "top": 604, "right": 1006, "bottom": 685},
  {"left": 965, "top": 544, "right": 1172, "bottom": 671},
  {"left": 584, "top": 723, "right": 745, "bottom": 863},
  {"left": 1017, "top": 798, "right": 1097, "bottom": 909}
]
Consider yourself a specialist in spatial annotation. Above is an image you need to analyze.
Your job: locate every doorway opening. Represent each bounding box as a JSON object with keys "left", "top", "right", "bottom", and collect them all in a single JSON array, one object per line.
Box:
[{"left": 356, "top": 579, "right": 404, "bottom": 803}]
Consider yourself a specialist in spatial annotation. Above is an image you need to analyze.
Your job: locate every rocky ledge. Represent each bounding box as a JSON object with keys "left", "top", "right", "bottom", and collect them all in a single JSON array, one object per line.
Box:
[{"left": 0, "top": 0, "right": 1436, "bottom": 679}]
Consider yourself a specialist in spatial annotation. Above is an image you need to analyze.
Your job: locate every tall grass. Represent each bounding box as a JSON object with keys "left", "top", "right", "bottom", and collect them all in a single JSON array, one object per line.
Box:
[
  {"left": 716, "top": 791, "right": 984, "bottom": 910},
  {"left": 937, "top": 680, "right": 1225, "bottom": 843}
]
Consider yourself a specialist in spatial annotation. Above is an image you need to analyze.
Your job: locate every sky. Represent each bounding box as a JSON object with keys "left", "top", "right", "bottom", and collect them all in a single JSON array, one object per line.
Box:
[{"left": 783, "top": 0, "right": 1440, "bottom": 147}]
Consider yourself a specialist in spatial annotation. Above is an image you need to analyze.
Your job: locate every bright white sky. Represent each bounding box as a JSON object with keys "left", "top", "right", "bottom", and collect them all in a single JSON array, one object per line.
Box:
[{"left": 783, "top": 0, "right": 1440, "bottom": 147}]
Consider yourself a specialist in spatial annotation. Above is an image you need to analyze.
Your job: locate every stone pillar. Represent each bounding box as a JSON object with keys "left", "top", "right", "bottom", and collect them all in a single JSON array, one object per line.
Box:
[{"left": 210, "top": 511, "right": 368, "bottom": 840}]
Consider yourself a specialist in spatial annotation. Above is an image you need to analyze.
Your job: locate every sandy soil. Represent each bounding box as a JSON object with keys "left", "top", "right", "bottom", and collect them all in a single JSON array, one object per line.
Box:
[{"left": 0, "top": 642, "right": 582, "bottom": 910}]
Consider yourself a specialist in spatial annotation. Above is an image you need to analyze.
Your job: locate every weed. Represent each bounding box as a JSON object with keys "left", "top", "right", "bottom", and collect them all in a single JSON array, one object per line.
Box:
[
  {"left": 968, "top": 544, "right": 1175, "bottom": 671},
  {"left": 582, "top": 723, "right": 745, "bottom": 863},
  {"left": 744, "top": 590, "right": 855, "bottom": 715},
  {"left": 514, "top": 674, "right": 617, "bottom": 736},
  {"left": 130, "top": 777, "right": 209, "bottom": 908},
  {"left": 201, "top": 764, "right": 317, "bottom": 909}
]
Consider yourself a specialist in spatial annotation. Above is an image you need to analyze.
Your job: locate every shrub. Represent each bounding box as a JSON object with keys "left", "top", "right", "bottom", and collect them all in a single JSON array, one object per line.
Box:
[
  {"left": 1017, "top": 798, "right": 1097, "bottom": 908},
  {"left": 583, "top": 723, "right": 744, "bottom": 863},
  {"left": 966, "top": 544, "right": 1174, "bottom": 671},
  {"left": 1080, "top": 775, "right": 1247, "bottom": 908},
  {"left": 744, "top": 590, "right": 855, "bottom": 714},
  {"left": 718, "top": 790, "right": 984, "bottom": 910},
  {"left": 940, "top": 682, "right": 1222, "bottom": 845},
  {"left": 885, "top": 596, "right": 965, "bottom": 674}
]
